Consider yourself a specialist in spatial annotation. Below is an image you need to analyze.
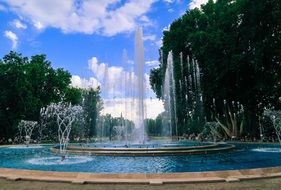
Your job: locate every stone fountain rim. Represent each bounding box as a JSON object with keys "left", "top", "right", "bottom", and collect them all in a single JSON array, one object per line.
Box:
[
  {"left": 0, "top": 166, "right": 281, "bottom": 184},
  {"left": 50, "top": 143, "right": 235, "bottom": 156}
]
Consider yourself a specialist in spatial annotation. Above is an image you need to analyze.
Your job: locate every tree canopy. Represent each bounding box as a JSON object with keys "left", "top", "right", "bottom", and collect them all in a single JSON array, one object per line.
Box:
[
  {"left": 150, "top": 0, "right": 281, "bottom": 138},
  {"left": 0, "top": 51, "right": 80, "bottom": 141}
]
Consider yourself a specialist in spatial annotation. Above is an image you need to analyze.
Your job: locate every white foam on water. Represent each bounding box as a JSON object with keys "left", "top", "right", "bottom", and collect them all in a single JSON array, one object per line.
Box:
[
  {"left": 252, "top": 148, "right": 281, "bottom": 153},
  {"left": 27, "top": 156, "right": 93, "bottom": 165}
]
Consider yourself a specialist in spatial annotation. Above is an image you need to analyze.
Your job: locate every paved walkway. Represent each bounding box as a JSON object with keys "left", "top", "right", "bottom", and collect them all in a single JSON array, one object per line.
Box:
[
  {"left": 0, "top": 177, "right": 281, "bottom": 190},
  {"left": 1, "top": 167, "right": 281, "bottom": 184}
]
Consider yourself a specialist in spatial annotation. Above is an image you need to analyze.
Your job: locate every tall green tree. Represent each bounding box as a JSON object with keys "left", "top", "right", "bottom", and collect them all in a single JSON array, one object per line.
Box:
[
  {"left": 150, "top": 0, "right": 281, "bottom": 137},
  {"left": 0, "top": 51, "right": 80, "bottom": 142},
  {"left": 82, "top": 87, "right": 103, "bottom": 138}
]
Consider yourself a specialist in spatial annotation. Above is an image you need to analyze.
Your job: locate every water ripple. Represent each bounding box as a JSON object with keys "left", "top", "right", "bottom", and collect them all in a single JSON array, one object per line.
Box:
[
  {"left": 252, "top": 148, "right": 281, "bottom": 153},
  {"left": 27, "top": 156, "right": 93, "bottom": 165}
]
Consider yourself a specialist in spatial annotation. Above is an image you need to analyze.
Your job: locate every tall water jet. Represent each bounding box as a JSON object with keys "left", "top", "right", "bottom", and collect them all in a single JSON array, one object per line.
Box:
[
  {"left": 122, "top": 49, "right": 129, "bottom": 144},
  {"left": 163, "top": 51, "right": 177, "bottom": 139},
  {"left": 103, "top": 64, "right": 109, "bottom": 98},
  {"left": 129, "top": 71, "right": 135, "bottom": 135},
  {"left": 99, "top": 64, "right": 109, "bottom": 142},
  {"left": 134, "top": 27, "right": 146, "bottom": 143},
  {"left": 18, "top": 120, "right": 38, "bottom": 147}
]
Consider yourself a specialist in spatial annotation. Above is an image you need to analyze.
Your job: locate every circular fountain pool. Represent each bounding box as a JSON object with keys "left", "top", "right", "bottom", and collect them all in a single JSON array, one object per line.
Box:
[
  {"left": 0, "top": 142, "right": 281, "bottom": 174},
  {"left": 53, "top": 141, "right": 235, "bottom": 156}
]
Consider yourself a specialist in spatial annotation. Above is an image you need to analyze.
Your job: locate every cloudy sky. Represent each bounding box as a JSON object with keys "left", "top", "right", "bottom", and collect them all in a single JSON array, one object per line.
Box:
[{"left": 0, "top": 0, "right": 208, "bottom": 118}]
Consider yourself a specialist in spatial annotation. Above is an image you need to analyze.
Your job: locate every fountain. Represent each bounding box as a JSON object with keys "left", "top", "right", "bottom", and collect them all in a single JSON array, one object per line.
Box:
[
  {"left": 44, "top": 27, "right": 235, "bottom": 156},
  {"left": 97, "top": 27, "right": 147, "bottom": 144},
  {"left": 54, "top": 28, "right": 236, "bottom": 155},
  {"left": 7, "top": 28, "right": 279, "bottom": 180},
  {"left": 161, "top": 51, "right": 203, "bottom": 140},
  {"left": 17, "top": 120, "right": 38, "bottom": 147},
  {"left": 163, "top": 51, "right": 177, "bottom": 139},
  {"left": 204, "top": 122, "right": 221, "bottom": 142},
  {"left": 41, "top": 102, "right": 83, "bottom": 160},
  {"left": 134, "top": 27, "right": 146, "bottom": 144},
  {"left": 211, "top": 99, "right": 244, "bottom": 139},
  {"left": 113, "top": 125, "right": 126, "bottom": 141},
  {"left": 122, "top": 49, "right": 129, "bottom": 144},
  {"left": 264, "top": 110, "right": 281, "bottom": 144}
]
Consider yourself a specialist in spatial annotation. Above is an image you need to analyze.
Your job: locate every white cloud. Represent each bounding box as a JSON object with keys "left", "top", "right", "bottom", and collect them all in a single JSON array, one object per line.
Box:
[
  {"left": 88, "top": 56, "right": 130, "bottom": 98},
  {"left": 33, "top": 21, "right": 44, "bottom": 30},
  {"left": 102, "top": 98, "right": 164, "bottom": 119},
  {"left": 71, "top": 75, "right": 100, "bottom": 90},
  {"left": 163, "top": 25, "right": 170, "bottom": 32},
  {"left": 102, "top": 0, "right": 155, "bottom": 36},
  {"left": 73, "top": 56, "right": 163, "bottom": 119},
  {"left": 143, "top": 34, "right": 156, "bottom": 41},
  {"left": 145, "top": 60, "right": 159, "bottom": 67},
  {"left": 156, "top": 39, "right": 163, "bottom": 47},
  {"left": 4, "top": 30, "right": 18, "bottom": 49},
  {"left": 3, "top": 0, "right": 156, "bottom": 36},
  {"left": 87, "top": 56, "right": 158, "bottom": 101},
  {"left": 139, "top": 15, "right": 150, "bottom": 23},
  {"left": 163, "top": 0, "right": 174, "bottom": 3},
  {"left": 88, "top": 57, "right": 100, "bottom": 77},
  {"left": 12, "top": 19, "right": 27, "bottom": 29},
  {"left": 189, "top": 0, "right": 209, "bottom": 9},
  {"left": 163, "top": 0, "right": 182, "bottom": 4},
  {"left": 168, "top": 8, "right": 174, "bottom": 13},
  {"left": 145, "top": 98, "right": 164, "bottom": 119},
  {"left": 142, "top": 34, "right": 162, "bottom": 47}
]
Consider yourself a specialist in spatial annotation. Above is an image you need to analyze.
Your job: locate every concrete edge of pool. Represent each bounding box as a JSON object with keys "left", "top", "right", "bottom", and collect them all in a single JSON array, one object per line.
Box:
[
  {"left": 50, "top": 143, "right": 235, "bottom": 156},
  {"left": 1, "top": 143, "right": 281, "bottom": 185},
  {"left": 1, "top": 167, "right": 281, "bottom": 184}
]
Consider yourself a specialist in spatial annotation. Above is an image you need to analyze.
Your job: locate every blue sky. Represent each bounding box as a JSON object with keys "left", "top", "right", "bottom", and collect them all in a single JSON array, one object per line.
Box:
[{"left": 0, "top": 0, "right": 207, "bottom": 118}]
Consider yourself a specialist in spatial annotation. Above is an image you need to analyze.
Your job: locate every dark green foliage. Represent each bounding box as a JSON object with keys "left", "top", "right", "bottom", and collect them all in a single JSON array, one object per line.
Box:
[
  {"left": 150, "top": 0, "right": 281, "bottom": 137},
  {"left": 64, "top": 88, "right": 82, "bottom": 105},
  {"left": 145, "top": 114, "right": 162, "bottom": 137},
  {"left": 150, "top": 67, "right": 162, "bottom": 99},
  {"left": 0, "top": 51, "right": 80, "bottom": 143},
  {"left": 82, "top": 87, "right": 103, "bottom": 138}
]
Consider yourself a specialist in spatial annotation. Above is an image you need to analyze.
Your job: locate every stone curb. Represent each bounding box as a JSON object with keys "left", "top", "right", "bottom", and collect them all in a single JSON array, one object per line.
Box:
[{"left": 1, "top": 167, "right": 281, "bottom": 185}]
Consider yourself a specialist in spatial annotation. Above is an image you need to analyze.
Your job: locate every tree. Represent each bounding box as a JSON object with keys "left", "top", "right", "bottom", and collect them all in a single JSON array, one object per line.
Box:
[
  {"left": 82, "top": 87, "right": 103, "bottom": 138},
  {"left": 0, "top": 51, "right": 79, "bottom": 142},
  {"left": 64, "top": 87, "right": 82, "bottom": 105},
  {"left": 150, "top": 0, "right": 281, "bottom": 138}
]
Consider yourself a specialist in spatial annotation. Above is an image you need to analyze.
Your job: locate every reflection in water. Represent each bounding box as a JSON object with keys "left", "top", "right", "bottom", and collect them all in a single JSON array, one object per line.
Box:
[
  {"left": 252, "top": 148, "right": 281, "bottom": 153},
  {"left": 27, "top": 156, "right": 93, "bottom": 165}
]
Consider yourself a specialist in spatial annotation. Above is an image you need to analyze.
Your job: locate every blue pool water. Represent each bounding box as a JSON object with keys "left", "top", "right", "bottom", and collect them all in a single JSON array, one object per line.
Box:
[{"left": 0, "top": 142, "right": 281, "bottom": 173}]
